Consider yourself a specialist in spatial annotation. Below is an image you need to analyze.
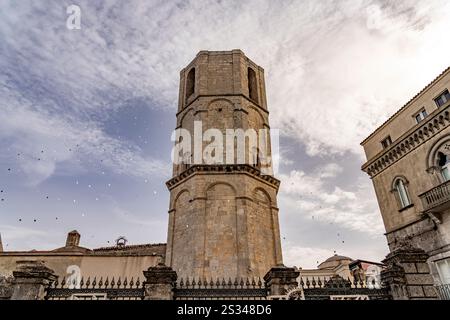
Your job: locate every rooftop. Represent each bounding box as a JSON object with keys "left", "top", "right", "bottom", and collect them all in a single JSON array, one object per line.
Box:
[
  {"left": 0, "top": 231, "right": 166, "bottom": 257},
  {"left": 360, "top": 66, "right": 450, "bottom": 145}
]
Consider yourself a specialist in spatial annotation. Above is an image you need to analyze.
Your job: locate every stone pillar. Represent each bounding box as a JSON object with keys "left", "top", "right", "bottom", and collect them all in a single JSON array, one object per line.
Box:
[
  {"left": 143, "top": 263, "right": 177, "bottom": 300},
  {"left": 381, "top": 247, "right": 438, "bottom": 300},
  {"left": 10, "top": 260, "right": 57, "bottom": 300},
  {"left": 264, "top": 265, "right": 300, "bottom": 298},
  {"left": 0, "top": 276, "right": 14, "bottom": 300}
]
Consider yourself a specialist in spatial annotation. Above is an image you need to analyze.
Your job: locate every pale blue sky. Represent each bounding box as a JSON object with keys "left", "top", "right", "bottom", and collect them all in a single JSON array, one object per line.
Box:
[{"left": 1, "top": 0, "right": 449, "bottom": 268}]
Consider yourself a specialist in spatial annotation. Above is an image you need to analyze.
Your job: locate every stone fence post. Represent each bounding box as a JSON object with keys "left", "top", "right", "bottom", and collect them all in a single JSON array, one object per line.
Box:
[
  {"left": 0, "top": 275, "right": 14, "bottom": 300},
  {"left": 264, "top": 265, "right": 300, "bottom": 299},
  {"left": 381, "top": 247, "right": 438, "bottom": 300},
  {"left": 10, "top": 260, "right": 57, "bottom": 300},
  {"left": 143, "top": 263, "right": 177, "bottom": 300}
]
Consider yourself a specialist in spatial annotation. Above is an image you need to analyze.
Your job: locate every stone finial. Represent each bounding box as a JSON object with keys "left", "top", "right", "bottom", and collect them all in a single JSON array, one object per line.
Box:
[
  {"left": 264, "top": 265, "right": 300, "bottom": 297},
  {"left": 143, "top": 263, "right": 177, "bottom": 300},
  {"left": 10, "top": 260, "right": 57, "bottom": 300},
  {"left": 0, "top": 274, "right": 14, "bottom": 299},
  {"left": 65, "top": 230, "right": 80, "bottom": 247}
]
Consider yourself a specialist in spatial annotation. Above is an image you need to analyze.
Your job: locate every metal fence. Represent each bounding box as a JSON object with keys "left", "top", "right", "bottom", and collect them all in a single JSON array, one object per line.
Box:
[
  {"left": 299, "top": 275, "right": 391, "bottom": 300},
  {"left": 45, "top": 276, "right": 145, "bottom": 300},
  {"left": 43, "top": 274, "right": 392, "bottom": 300},
  {"left": 174, "top": 277, "right": 268, "bottom": 300}
]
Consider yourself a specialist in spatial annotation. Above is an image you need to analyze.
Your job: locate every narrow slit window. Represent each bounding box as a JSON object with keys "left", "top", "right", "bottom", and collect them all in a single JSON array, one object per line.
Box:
[
  {"left": 185, "top": 68, "right": 195, "bottom": 101},
  {"left": 248, "top": 67, "right": 259, "bottom": 103}
]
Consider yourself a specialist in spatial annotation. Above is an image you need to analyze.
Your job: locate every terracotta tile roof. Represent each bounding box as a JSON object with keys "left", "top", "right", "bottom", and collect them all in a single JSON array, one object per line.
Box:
[{"left": 361, "top": 66, "right": 450, "bottom": 145}]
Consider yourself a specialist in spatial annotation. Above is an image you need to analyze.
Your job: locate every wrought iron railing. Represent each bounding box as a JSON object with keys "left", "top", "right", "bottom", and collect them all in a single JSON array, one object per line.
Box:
[
  {"left": 43, "top": 274, "right": 392, "bottom": 300},
  {"left": 419, "top": 180, "right": 450, "bottom": 212},
  {"left": 174, "top": 277, "right": 268, "bottom": 300},
  {"left": 299, "top": 276, "right": 391, "bottom": 300},
  {"left": 45, "top": 276, "right": 144, "bottom": 300},
  {"left": 436, "top": 284, "right": 450, "bottom": 300}
]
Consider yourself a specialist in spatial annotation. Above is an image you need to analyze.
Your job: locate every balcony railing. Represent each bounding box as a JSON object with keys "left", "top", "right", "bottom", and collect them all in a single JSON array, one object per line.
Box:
[
  {"left": 419, "top": 180, "right": 450, "bottom": 212},
  {"left": 436, "top": 284, "right": 450, "bottom": 300}
]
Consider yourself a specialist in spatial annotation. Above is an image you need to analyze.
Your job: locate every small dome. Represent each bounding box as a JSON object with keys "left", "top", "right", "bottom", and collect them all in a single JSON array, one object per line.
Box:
[
  {"left": 324, "top": 254, "right": 353, "bottom": 263},
  {"left": 318, "top": 254, "right": 353, "bottom": 269}
]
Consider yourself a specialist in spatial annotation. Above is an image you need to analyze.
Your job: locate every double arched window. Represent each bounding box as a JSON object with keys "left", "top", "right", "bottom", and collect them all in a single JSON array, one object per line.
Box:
[
  {"left": 392, "top": 177, "right": 412, "bottom": 210},
  {"left": 426, "top": 137, "right": 450, "bottom": 183}
]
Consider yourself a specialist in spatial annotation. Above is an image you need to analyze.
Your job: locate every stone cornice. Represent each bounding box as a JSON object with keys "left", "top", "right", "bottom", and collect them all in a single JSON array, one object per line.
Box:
[
  {"left": 177, "top": 94, "right": 269, "bottom": 118},
  {"left": 361, "top": 66, "right": 450, "bottom": 145},
  {"left": 362, "top": 104, "right": 450, "bottom": 178},
  {"left": 166, "top": 164, "right": 280, "bottom": 190}
]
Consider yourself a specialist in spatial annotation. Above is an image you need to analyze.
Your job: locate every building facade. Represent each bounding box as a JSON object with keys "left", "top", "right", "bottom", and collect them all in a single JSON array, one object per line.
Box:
[
  {"left": 165, "top": 50, "right": 283, "bottom": 280},
  {"left": 361, "top": 67, "right": 450, "bottom": 289},
  {"left": 0, "top": 231, "right": 164, "bottom": 283},
  {"left": 297, "top": 255, "right": 385, "bottom": 289},
  {"left": 0, "top": 50, "right": 404, "bottom": 300}
]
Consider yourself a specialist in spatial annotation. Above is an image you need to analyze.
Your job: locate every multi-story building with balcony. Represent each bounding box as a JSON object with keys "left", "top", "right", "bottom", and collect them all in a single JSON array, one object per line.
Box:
[{"left": 361, "top": 67, "right": 450, "bottom": 296}]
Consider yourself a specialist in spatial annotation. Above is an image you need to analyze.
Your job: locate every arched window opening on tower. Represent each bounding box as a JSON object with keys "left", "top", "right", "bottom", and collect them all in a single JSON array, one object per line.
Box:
[
  {"left": 182, "top": 151, "right": 192, "bottom": 171},
  {"left": 251, "top": 147, "right": 261, "bottom": 170},
  {"left": 185, "top": 68, "right": 195, "bottom": 101},
  {"left": 392, "top": 177, "right": 412, "bottom": 210},
  {"left": 438, "top": 151, "right": 450, "bottom": 181},
  {"left": 248, "top": 67, "right": 259, "bottom": 103}
]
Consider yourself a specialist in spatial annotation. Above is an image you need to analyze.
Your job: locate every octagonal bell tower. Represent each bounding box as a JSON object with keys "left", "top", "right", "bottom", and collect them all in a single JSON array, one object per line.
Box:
[{"left": 165, "top": 50, "right": 283, "bottom": 280}]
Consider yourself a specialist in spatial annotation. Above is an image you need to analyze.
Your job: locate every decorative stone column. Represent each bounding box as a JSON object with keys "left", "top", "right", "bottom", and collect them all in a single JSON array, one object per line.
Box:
[
  {"left": 10, "top": 260, "right": 57, "bottom": 300},
  {"left": 264, "top": 265, "right": 300, "bottom": 298},
  {"left": 143, "top": 263, "right": 177, "bottom": 300},
  {"left": 381, "top": 247, "right": 438, "bottom": 300}
]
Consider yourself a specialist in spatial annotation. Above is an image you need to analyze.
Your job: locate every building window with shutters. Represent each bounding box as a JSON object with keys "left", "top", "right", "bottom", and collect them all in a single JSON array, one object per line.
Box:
[
  {"left": 381, "top": 136, "right": 392, "bottom": 149},
  {"left": 414, "top": 109, "right": 428, "bottom": 124},
  {"left": 435, "top": 89, "right": 450, "bottom": 107}
]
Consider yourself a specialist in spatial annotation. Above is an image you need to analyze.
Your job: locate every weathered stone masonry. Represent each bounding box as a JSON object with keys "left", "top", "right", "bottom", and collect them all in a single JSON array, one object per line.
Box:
[{"left": 165, "top": 50, "right": 283, "bottom": 280}]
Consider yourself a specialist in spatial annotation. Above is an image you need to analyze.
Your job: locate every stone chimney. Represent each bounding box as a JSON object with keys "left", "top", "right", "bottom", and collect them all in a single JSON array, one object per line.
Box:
[
  {"left": 0, "top": 233, "right": 3, "bottom": 252},
  {"left": 65, "top": 230, "right": 80, "bottom": 247}
]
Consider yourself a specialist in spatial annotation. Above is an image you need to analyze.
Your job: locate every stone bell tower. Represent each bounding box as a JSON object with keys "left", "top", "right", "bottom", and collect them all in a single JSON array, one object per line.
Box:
[{"left": 165, "top": 50, "right": 283, "bottom": 280}]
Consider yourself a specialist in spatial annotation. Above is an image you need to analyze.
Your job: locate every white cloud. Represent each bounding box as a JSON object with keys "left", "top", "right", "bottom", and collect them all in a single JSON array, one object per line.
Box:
[
  {"left": 113, "top": 206, "right": 166, "bottom": 228},
  {"left": 283, "top": 242, "right": 387, "bottom": 269},
  {"left": 279, "top": 167, "right": 385, "bottom": 237},
  {"left": 0, "top": 225, "right": 47, "bottom": 241},
  {"left": 317, "top": 163, "right": 343, "bottom": 179},
  {"left": 283, "top": 245, "right": 335, "bottom": 269},
  {"left": 1, "top": 0, "right": 448, "bottom": 162},
  {"left": 0, "top": 0, "right": 444, "bottom": 259},
  {"left": 266, "top": 1, "right": 450, "bottom": 156},
  {"left": 0, "top": 87, "right": 170, "bottom": 185}
]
